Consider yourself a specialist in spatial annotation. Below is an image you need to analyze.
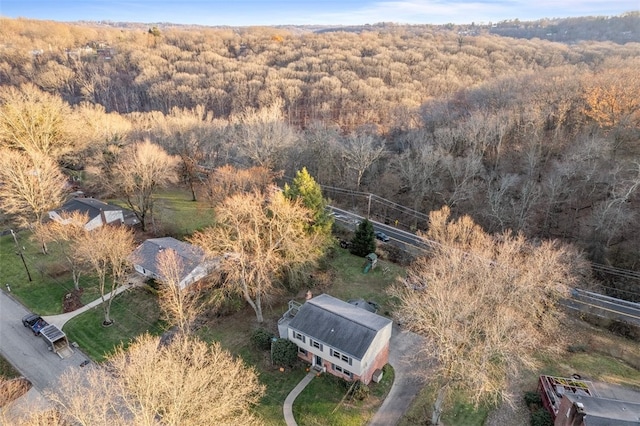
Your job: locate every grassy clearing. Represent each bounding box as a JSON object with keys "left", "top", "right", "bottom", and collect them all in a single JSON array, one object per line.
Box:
[
  {"left": 535, "top": 350, "right": 640, "bottom": 390},
  {"left": 63, "top": 287, "right": 164, "bottom": 362},
  {"left": 0, "top": 234, "right": 100, "bottom": 315},
  {"left": 153, "top": 189, "right": 216, "bottom": 237},
  {"left": 398, "top": 382, "right": 490, "bottom": 426},
  {"left": 0, "top": 354, "right": 20, "bottom": 379},
  {"left": 197, "top": 306, "right": 308, "bottom": 426},
  {"left": 293, "top": 365, "right": 395, "bottom": 426},
  {"left": 323, "top": 246, "right": 403, "bottom": 316}
]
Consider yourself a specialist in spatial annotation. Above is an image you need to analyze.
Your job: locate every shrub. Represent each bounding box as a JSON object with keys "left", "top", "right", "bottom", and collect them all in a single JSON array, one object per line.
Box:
[
  {"left": 271, "top": 338, "right": 298, "bottom": 367},
  {"left": 530, "top": 408, "right": 553, "bottom": 426},
  {"left": 251, "top": 328, "right": 274, "bottom": 351},
  {"left": 524, "top": 391, "right": 542, "bottom": 407},
  {"left": 567, "top": 344, "right": 587, "bottom": 353},
  {"left": 351, "top": 381, "right": 370, "bottom": 401}
]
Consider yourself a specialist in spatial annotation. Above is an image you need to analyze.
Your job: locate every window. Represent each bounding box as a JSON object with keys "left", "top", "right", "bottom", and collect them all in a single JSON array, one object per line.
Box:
[
  {"left": 332, "top": 364, "right": 352, "bottom": 378},
  {"left": 298, "top": 347, "right": 307, "bottom": 355},
  {"left": 311, "top": 340, "right": 323, "bottom": 350},
  {"left": 341, "top": 354, "right": 352, "bottom": 365},
  {"left": 294, "top": 332, "right": 305, "bottom": 343},
  {"left": 330, "top": 349, "right": 352, "bottom": 365}
]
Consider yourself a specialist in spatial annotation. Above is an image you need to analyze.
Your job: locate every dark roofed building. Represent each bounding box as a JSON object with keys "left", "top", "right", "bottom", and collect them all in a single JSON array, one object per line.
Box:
[
  {"left": 555, "top": 393, "right": 640, "bottom": 426},
  {"left": 279, "top": 293, "right": 392, "bottom": 384},
  {"left": 48, "top": 198, "right": 138, "bottom": 230},
  {"left": 130, "top": 237, "right": 216, "bottom": 290}
]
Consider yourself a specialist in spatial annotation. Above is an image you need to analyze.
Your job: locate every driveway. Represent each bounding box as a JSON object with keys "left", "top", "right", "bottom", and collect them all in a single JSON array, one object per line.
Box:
[
  {"left": 368, "top": 323, "right": 430, "bottom": 426},
  {"left": 0, "top": 290, "right": 90, "bottom": 392}
]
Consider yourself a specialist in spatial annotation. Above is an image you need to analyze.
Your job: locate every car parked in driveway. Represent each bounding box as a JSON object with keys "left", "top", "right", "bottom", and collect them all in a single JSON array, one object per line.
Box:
[
  {"left": 22, "top": 313, "right": 48, "bottom": 336},
  {"left": 375, "top": 231, "right": 390, "bottom": 242}
]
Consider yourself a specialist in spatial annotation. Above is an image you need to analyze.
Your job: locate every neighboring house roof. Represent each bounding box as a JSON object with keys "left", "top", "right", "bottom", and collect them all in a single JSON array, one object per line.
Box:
[
  {"left": 288, "top": 293, "right": 392, "bottom": 359},
  {"left": 563, "top": 393, "right": 640, "bottom": 426},
  {"left": 54, "top": 198, "right": 123, "bottom": 220},
  {"left": 130, "top": 237, "right": 205, "bottom": 283}
]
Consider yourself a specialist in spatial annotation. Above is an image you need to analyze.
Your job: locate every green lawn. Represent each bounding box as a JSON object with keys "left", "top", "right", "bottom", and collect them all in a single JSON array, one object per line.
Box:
[
  {"left": 323, "top": 246, "right": 403, "bottom": 317},
  {"left": 0, "top": 354, "right": 20, "bottom": 379},
  {"left": 535, "top": 350, "right": 640, "bottom": 390},
  {"left": 0, "top": 233, "right": 100, "bottom": 315},
  {"left": 63, "top": 287, "right": 165, "bottom": 361},
  {"left": 108, "top": 188, "right": 216, "bottom": 238},
  {"left": 293, "top": 365, "right": 395, "bottom": 426},
  {"left": 153, "top": 189, "right": 216, "bottom": 237},
  {"left": 398, "top": 382, "right": 491, "bottom": 426}
]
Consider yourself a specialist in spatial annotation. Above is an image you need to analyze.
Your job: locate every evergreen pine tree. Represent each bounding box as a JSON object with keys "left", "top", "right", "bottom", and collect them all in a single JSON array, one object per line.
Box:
[
  {"left": 350, "top": 218, "right": 376, "bottom": 257},
  {"left": 283, "top": 167, "right": 333, "bottom": 236}
]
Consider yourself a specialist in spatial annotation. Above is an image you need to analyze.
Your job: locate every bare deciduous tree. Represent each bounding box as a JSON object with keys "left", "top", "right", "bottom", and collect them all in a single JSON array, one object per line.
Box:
[
  {"left": 389, "top": 206, "right": 588, "bottom": 425},
  {"left": 44, "top": 334, "right": 264, "bottom": 426},
  {"left": 232, "top": 101, "right": 298, "bottom": 170},
  {"left": 190, "top": 191, "right": 322, "bottom": 323},
  {"left": 341, "top": 131, "right": 385, "bottom": 189},
  {"left": 0, "top": 149, "right": 66, "bottom": 229},
  {"left": 0, "top": 83, "right": 80, "bottom": 159},
  {"left": 156, "top": 248, "right": 210, "bottom": 334},
  {"left": 203, "top": 164, "right": 279, "bottom": 207},
  {"left": 76, "top": 225, "right": 135, "bottom": 325},
  {"left": 109, "top": 139, "right": 178, "bottom": 231},
  {"left": 33, "top": 211, "right": 89, "bottom": 290}
]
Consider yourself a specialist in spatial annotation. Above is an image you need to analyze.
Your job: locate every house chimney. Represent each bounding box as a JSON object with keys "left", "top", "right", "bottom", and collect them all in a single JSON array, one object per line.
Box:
[{"left": 571, "top": 401, "right": 586, "bottom": 426}]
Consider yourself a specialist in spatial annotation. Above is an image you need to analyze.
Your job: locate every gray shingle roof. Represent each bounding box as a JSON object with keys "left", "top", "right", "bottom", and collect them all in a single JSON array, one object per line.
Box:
[
  {"left": 564, "top": 393, "right": 640, "bottom": 425},
  {"left": 288, "top": 293, "right": 392, "bottom": 359},
  {"left": 55, "top": 198, "right": 123, "bottom": 220},
  {"left": 130, "top": 237, "right": 205, "bottom": 283}
]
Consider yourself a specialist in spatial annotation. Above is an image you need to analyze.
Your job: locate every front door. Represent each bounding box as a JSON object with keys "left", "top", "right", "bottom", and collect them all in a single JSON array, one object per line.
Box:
[{"left": 315, "top": 355, "right": 322, "bottom": 367}]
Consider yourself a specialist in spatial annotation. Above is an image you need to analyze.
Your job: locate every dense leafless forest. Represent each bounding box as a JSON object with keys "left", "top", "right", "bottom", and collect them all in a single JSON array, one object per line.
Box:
[{"left": 1, "top": 14, "right": 639, "bottom": 298}]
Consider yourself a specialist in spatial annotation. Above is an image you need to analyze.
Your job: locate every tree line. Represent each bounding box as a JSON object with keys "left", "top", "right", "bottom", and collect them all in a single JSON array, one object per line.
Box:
[{"left": 1, "top": 17, "right": 639, "bottom": 296}]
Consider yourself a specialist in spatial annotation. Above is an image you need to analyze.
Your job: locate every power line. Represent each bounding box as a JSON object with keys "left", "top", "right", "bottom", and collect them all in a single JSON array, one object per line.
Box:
[{"left": 314, "top": 181, "right": 640, "bottom": 283}]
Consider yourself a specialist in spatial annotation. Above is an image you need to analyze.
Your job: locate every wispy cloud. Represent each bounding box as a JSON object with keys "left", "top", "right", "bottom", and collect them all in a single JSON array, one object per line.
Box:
[{"left": 313, "top": 0, "right": 639, "bottom": 25}]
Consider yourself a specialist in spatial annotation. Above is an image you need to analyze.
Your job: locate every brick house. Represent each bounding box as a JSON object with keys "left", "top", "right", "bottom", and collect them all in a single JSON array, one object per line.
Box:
[
  {"left": 279, "top": 293, "right": 393, "bottom": 384},
  {"left": 554, "top": 393, "right": 640, "bottom": 426}
]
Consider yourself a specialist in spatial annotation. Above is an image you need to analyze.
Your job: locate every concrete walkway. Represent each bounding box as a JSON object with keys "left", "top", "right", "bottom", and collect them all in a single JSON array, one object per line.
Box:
[
  {"left": 283, "top": 372, "right": 316, "bottom": 426},
  {"left": 42, "top": 283, "right": 134, "bottom": 329}
]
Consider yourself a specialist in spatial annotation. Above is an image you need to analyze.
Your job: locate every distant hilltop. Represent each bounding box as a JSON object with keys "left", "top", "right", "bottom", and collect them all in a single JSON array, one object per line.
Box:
[{"left": 68, "top": 12, "right": 640, "bottom": 44}]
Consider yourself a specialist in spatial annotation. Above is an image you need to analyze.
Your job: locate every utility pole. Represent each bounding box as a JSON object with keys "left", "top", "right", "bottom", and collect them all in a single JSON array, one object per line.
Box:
[
  {"left": 367, "top": 193, "right": 372, "bottom": 219},
  {"left": 10, "top": 229, "right": 32, "bottom": 282}
]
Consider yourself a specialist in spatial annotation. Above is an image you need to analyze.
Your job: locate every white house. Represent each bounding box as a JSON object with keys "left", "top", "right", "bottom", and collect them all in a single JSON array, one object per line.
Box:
[
  {"left": 130, "top": 237, "right": 215, "bottom": 290},
  {"left": 48, "top": 198, "right": 137, "bottom": 231},
  {"left": 279, "top": 293, "right": 393, "bottom": 384}
]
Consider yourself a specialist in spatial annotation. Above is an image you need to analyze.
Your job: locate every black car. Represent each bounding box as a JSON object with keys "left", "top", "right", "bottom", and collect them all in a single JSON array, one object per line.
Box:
[
  {"left": 375, "top": 231, "right": 390, "bottom": 242},
  {"left": 22, "top": 313, "right": 48, "bottom": 335},
  {"left": 22, "top": 313, "right": 41, "bottom": 328}
]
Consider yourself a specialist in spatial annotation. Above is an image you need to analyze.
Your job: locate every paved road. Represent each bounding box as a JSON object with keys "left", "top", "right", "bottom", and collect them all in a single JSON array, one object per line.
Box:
[
  {"left": 368, "top": 323, "right": 429, "bottom": 426},
  {"left": 0, "top": 290, "right": 89, "bottom": 392}
]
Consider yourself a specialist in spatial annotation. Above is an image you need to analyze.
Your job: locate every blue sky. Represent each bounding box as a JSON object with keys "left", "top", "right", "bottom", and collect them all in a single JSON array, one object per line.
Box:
[{"left": 1, "top": 0, "right": 637, "bottom": 26}]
